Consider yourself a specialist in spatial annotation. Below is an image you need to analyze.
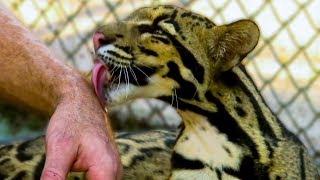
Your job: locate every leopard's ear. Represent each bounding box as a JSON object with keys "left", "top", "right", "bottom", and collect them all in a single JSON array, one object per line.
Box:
[{"left": 209, "top": 20, "right": 259, "bottom": 71}]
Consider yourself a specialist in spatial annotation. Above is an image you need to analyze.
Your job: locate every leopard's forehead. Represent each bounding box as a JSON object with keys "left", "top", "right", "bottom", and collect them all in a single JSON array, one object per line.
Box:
[{"left": 127, "top": 5, "right": 215, "bottom": 30}]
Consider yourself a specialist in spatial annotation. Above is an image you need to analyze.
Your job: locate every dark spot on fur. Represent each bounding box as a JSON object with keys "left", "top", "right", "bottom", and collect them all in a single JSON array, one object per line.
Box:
[
  {"left": 114, "top": 45, "right": 131, "bottom": 54},
  {"left": 223, "top": 146, "right": 232, "bottom": 156},
  {"left": 12, "top": 171, "right": 27, "bottom": 180},
  {"left": 165, "top": 10, "right": 186, "bottom": 40},
  {"left": 0, "top": 158, "right": 10, "bottom": 165},
  {"left": 171, "top": 152, "right": 205, "bottom": 170},
  {"left": 139, "top": 46, "right": 159, "bottom": 57},
  {"left": 164, "top": 138, "right": 175, "bottom": 148},
  {"left": 106, "top": 50, "right": 133, "bottom": 60},
  {"left": 216, "top": 169, "right": 222, "bottom": 180},
  {"left": 236, "top": 96, "right": 242, "bottom": 103},
  {"left": 130, "top": 155, "right": 146, "bottom": 167},
  {"left": 151, "top": 39, "right": 158, "bottom": 44},
  {"left": 140, "top": 147, "right": 163, "bottom": 158},
  {"left": 235, "top": 106, "right": 247, "bottom": 117},
  {"left": 115, "top": 34, "right": 123, "bottom": 38},
  {"left": 299, "top": 148, "right": 306, "bottom": 180},
  {"left": 117, "top": 142, "right": 130, "bottom": 154},
  {"left": 165, "top": 33, "right": 205, "bottom": 84},
  {"left": 34, "top": 154, "right": 45, "bottom": 180},
  {"left": 0, "top": 144, "right": 13, "bottom": 152},
  {"left": 153, "top": 14, "right": 170, "bottom": 26},
  {"left": 220, "top": 70, "right": 239, "bottom": 87},
  {"left": 223, "top": 156, "right": 269, "bottom": 179},
  {"left": 16, "top": 140, "right": 33, "bottom": 162},
  {"left": 0, "top": 173, "right": 8, "bottom": 179},
  {"left": 152, "top": 36, "right": 170, "bottom": 44},
  {"left": 166, "top": 61, "right": 200, "bottom": 101}
]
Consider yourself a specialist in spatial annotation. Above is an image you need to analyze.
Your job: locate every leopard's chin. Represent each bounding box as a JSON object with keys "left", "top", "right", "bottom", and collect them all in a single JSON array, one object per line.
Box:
[{"left": 104, "top": 83, "right": 137, "bottom": 107}]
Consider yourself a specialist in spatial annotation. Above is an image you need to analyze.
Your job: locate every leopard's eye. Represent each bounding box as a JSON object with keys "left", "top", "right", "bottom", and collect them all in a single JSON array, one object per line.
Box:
[
  {"left": 154, "top": 28, "right": 164, "bottom": 35},
  {"left": 138, "top": 25, "right": 165, "bottom": 35}
]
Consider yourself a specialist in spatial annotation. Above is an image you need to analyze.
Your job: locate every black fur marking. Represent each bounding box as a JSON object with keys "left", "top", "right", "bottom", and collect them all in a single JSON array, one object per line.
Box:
[
  {"left": 165, "top": 32, "right": 205, "bottom": 84},
  {"left": 223, "top": 146, "right": 232, "bottom": 156},
  {"left": 265, "top": 141, "right": 274, "bottom": 159},
  {"left": 0, "top": 158, "right": 9, "bottom": 165},
  {"left": 160, "top": 91, "right": 261, "bottom": 168},
  {"left": 153, "top": 14, "right": 170, "bottom": 26},
  {"left": 34, "top": 154, "right": 45, "bottom": 180},
  {"left": 115, "top": 34, "right": 124, "bottom": 38},
  {"left": 117, "top": 142, "right": 131, "bottom": 154},
  {"left": 128, "top": 147, "right": 169, "bottom": 167},
  {"left": 138, "top": 24, "right": 156, "bottom": 34},
  {"left": 140, "top": 147, "right": 166, "bottom": 158},
  {"left": 181, "top": 12, "right": 214, "bottom": 29},
  {"left": 12, "top": 171, "right": 27, "bottom": 180},
  {"left": 0, "top": 173, "right": 8, "bottom": 179},
  {"left": 164, "top": 138, "right": 175, "bottom": 148},
  {"left": 203, "top": 91, "right": 260, "bottom": 159},
  {"left": 164, "top": 10, "right": 186, "bottom": 40},
  {"left": 235, "top": 106, "right": 247, "bottom": 117},
  {"left": 151, "top": 36, "right": 170, "bottom": 44},
  {"left": 114, "top": 45, "right": 131, "bottom": 54},
  {"left": 240, "top": 65, "right": 303, "bottom": 145},
  {"left": 106, "top": 50, "right": 133, "bottom": 60},
  {"left": 130, "top": 65, "right": 157, "bottom": 86},
  {"left": 236, "top": 96, "right": 242, "bottom": 103},
  {"left": 16, "top": 140, "right": 33, "bottom": 162},
  {"left": 171, "top": 152, "right": 205, "bottom": 170},
  {"left": 216, "top": 169, "right": 222, "bottom": 180},
  {"left": 138, "top": 46, "right": 159, "bottom": 57},
  {"left": 128, "top": 155, "right": 145, "bottom": 167},
  {"left": 220, "top": 70, "right": 239, "bottom": 87},
  {"left": 0, "top": 144, "right": 13, "bottom": 152},
  {"left": 227, "top": 69, "right": 280, "bottom": 147},
  {"left": 223, "top": 156, "right": 269, "bottom": 180},
  {"left": 166, "top": 61, "right": 200, "bottom": 101},
  {"left": 299, "top": 148, "right": 306, "bottom": 180}
]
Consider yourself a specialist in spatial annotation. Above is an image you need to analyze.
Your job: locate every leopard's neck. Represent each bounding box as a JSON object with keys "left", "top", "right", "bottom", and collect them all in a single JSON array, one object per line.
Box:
[{"left": 162, "top": 66, "right": 292, "bottom": 179}]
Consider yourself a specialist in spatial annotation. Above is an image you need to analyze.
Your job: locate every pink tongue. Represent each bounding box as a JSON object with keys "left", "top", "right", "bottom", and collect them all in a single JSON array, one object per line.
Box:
[{"left": 92, "top": 62, "right": 107, "bottom": 106}]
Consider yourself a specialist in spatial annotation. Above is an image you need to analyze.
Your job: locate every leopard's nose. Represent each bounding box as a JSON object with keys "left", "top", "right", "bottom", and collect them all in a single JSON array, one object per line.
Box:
[{"left": 93, "top": 32, "right": 116, "bottom": 51}]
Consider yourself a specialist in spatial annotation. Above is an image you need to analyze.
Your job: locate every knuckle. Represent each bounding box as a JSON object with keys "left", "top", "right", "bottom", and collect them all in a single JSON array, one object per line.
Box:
[{"left": 41, "top": 169, "right": 64, "bottom": 180}]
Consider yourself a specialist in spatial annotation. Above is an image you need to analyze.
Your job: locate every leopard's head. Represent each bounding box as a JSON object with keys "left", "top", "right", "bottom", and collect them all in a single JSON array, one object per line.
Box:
[{"left": 92, "top": 5, "right": 259, "bottom": 107}]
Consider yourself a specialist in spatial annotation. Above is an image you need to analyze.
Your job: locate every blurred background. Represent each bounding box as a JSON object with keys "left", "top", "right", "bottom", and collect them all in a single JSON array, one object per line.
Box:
[{"left": 0, "top": 0, "right": 319, "bottom": 168}]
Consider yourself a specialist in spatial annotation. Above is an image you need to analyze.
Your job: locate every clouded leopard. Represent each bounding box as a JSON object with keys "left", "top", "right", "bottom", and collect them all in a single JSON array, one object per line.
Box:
[{"left": 0, "top": 5, "right": 318, "bottom": 180}]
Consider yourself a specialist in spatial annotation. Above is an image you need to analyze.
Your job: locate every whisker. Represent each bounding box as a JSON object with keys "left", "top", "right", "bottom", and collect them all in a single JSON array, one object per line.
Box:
[
  {"left": 191, "top": 76, "right": 200, "bottom": 99},
  {"left": 133, "top": 64, "right": 162, "bottom": 88},
  {"left": 174, "top": 89, "right": 179, "bottom": 110},
  {"left": 124, "top": 68, "right": 130, "bottom": 98},
  {"left": 129, "top": 65, "right": 139, "bottom": 85},
  {"left": 115, "top": 66, "right": 123, "bottom": 93}
]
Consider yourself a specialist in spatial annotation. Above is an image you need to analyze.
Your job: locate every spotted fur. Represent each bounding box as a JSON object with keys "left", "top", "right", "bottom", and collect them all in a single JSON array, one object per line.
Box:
[{"left": 0, "top": 5, "right": 318, "bottom": 180}]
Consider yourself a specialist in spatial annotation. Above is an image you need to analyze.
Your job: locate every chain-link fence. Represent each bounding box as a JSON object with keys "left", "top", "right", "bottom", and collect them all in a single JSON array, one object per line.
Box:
[{"left": 1, "top": 0, "right": 319, "bottom": 165}]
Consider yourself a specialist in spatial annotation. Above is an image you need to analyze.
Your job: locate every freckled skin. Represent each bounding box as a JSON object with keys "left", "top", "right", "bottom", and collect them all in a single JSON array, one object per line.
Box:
[{"left": 0, "top": 4, "right": 121, "bottom": 180}]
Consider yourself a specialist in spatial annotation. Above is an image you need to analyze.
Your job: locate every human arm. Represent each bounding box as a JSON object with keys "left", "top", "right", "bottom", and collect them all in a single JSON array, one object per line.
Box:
[{"left": 0, "top": 4, "right": 122, "bottom": 180}]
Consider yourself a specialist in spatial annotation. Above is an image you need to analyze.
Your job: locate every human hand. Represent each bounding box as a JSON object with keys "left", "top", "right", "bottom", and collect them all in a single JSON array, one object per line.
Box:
[{"left": 40, "top": 80, "right": 122, "bottom": 180}]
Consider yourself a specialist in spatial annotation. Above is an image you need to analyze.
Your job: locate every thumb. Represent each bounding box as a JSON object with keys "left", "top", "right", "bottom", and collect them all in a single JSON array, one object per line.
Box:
[{"left": 41, "top": 136, "right": 76, "bottom": 180}]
